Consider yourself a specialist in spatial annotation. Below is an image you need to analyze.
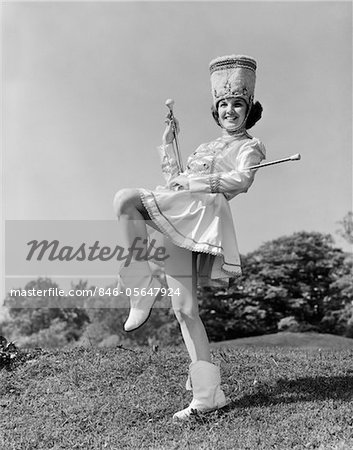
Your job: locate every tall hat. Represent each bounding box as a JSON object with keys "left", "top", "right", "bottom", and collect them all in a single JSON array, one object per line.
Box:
[{"left": 209, "top": 55, "right": 257, "bottom": 107}]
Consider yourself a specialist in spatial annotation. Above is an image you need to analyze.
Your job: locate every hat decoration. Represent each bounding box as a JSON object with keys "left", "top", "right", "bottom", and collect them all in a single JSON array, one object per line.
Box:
[{"left": 209, "top": 55, "right": 257, "bottom": 108}]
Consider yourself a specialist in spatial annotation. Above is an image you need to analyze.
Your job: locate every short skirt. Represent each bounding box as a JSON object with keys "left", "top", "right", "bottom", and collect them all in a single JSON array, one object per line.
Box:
[{"left": 139, "top": 186, "right": 242, "bottom": 287}]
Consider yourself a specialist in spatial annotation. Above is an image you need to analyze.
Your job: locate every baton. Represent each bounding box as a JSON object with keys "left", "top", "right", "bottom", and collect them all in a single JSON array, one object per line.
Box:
[
  {"left": 165, "top": 99, "right": 183, "bottom": 173},
  {"left": 246, "top": 153, "right": 301, "bottom": 170}
]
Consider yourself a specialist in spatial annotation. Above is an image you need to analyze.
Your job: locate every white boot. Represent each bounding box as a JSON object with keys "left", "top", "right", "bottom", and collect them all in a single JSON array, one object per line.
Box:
[
  {"left": 118, "top": 262, "right": 161, "bottom": 332},
  {"left": 173, "top": 360, "right": 229, "bottom": 421}
]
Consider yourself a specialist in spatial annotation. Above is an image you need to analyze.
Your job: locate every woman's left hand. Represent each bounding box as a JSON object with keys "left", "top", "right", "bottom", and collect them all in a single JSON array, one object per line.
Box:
[{"left": 169, "top": 175, "right": 190, "bottom": 190}]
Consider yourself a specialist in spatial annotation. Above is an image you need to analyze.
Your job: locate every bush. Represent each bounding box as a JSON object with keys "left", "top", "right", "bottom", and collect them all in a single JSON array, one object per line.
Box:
[
  {"left": 15, "top": 319, "right": 69, "bottom": 349},
  {"left": 278, "top": 316, "right": 300, "bottom": 332}
]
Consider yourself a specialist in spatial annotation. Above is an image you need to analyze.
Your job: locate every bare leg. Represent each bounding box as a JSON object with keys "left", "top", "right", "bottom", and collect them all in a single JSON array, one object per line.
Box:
[
  {"left": 113, "top": 188, "right": 161, "bottom": 256},
  {"left": 113, "top": 188, "right": 161, "bottom": 331},
  {"left": 167, "top": 245, "right": 227, "bottom": 421},
  {"left": 164, "top": 240, "right": 211, "bottom": 363},
  {"left": 113, "top": 188, "right": 151, "bottom": 258}
]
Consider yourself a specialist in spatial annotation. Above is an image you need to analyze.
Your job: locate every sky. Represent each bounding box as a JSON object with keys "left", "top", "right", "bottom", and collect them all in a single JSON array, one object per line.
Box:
[{"left": 1, "top": 1, "right": 352, "bottom": 304}]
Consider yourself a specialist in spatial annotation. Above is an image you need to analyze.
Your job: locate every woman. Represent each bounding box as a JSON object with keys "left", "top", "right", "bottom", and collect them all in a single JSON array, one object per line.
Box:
[{"left": 114, "top": 54, "right": 266, "bottom": 420}]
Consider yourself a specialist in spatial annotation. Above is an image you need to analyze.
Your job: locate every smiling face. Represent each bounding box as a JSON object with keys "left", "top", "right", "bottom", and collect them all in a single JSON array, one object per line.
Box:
[{"left": 217, "top": 97, "right": 248, "bottom": 132}]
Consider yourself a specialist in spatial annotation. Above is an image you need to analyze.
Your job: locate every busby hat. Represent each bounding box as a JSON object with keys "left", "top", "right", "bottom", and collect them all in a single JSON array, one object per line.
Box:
[{"left": 209, "top": 55, "right": 257, "bottom": 107}]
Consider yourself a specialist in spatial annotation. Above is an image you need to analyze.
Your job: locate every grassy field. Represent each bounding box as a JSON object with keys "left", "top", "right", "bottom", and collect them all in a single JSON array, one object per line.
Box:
[{"left": 1, "top": 334, "right": 353, "bottom": 450}]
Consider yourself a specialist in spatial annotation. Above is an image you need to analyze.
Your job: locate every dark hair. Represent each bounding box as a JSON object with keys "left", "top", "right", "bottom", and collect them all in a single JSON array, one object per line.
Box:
[{"left": 211, "top": 100, "right": 263, "bottom": 130}]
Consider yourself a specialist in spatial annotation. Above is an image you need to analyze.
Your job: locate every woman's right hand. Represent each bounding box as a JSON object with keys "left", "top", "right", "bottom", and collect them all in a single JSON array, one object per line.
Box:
[{"left": 162, "top": 115, "right": 180, "bottom": 145}]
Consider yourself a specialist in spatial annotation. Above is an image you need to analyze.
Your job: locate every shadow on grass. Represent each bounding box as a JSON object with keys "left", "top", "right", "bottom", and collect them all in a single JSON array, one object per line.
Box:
[{"left": 229, "top": 375, "right": 353, "bottom": 410}]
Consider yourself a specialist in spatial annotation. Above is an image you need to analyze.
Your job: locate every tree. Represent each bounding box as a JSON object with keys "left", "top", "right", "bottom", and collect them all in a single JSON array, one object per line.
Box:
[
  {"left": 337, "top": 211, "right": 353, "bottom": 244},
  {"left": 321, "top": 252, "right": 353, "bottom": 335},
  {"left": 244, "top": 232, "right": 345, "bottom": 323},
  {"left": 3, "top": 278, "right": 90, "bottom": 344},
  {"left": 199, "top": 231, "right": 350, "bottom": 341}
]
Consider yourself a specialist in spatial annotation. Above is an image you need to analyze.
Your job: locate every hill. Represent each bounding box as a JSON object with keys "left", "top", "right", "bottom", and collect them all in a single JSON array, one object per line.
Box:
[
  {"left": 211, "top": 332, "right": 353, "bottom": 350},
  {"left": 1, "top": 343, "right": 353, "bottom": 449}
]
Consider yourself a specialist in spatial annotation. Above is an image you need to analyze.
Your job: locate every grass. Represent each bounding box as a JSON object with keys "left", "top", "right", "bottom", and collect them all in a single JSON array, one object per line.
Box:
[{"left": 0, "top": 337, "right": 353, "bottom": 449}]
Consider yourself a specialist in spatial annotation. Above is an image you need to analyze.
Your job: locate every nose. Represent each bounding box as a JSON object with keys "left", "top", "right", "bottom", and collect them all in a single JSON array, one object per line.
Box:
[{"left": 226, "top": 103, "right": 236, "bottom": 114}]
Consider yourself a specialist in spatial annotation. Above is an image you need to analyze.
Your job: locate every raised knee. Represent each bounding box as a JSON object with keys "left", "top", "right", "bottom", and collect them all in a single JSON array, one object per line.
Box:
[{"left": 113, "top": 188, "right": 137, "bottom": 218}]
